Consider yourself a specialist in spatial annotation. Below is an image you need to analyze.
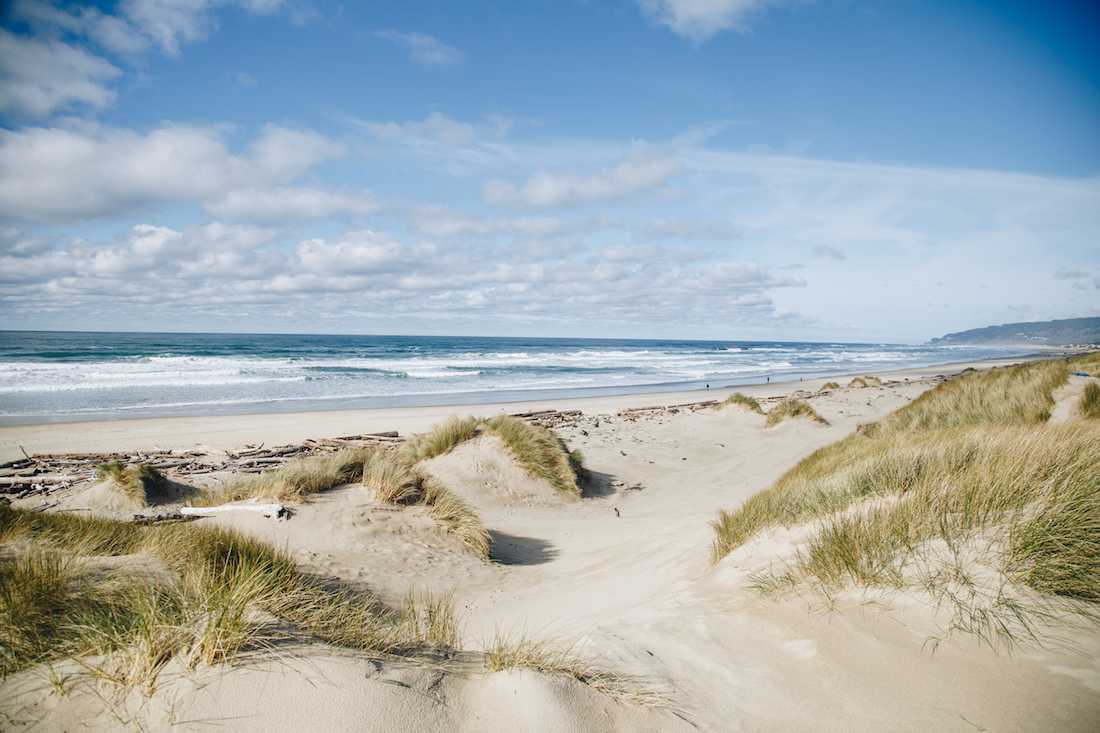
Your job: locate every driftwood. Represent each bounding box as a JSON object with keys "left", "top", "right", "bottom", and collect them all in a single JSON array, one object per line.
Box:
[
  {"left": 180, "top": 503, "right": 290, "bottom": 519},
  {"left": 3, "top": 429, "right": 410, "bottom": 498}
]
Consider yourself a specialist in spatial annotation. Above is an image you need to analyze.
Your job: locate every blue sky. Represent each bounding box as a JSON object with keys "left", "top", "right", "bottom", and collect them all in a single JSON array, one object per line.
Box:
[{"left": 1, "top": 0, "right": 1098, "bottom": 342}]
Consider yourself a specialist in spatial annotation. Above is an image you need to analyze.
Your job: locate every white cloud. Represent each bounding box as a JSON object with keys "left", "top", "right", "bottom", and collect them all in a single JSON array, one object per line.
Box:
[
  {"left": 0, "top": 219, "right": 807, "bottom": 331},
  {"left": 484, "top": 158, "right": 681, "bottom": 208},
  {"left": 639, "top": 0, "right": 777, "bottom": 41},
  {"left": 374, "top": 29, "right": 463, "bottom": 66},
  {"left": 206, "top": 187, "right": 378, "bottom": 222},
  {"left": 295, "top": 230, "right": 403, "bottom": 275},
  {"left": 0, "top": 123, "right": 343, "bottom": 220},
  {"left": 0, "top": 30, "right": 121, "bottom": 117}
]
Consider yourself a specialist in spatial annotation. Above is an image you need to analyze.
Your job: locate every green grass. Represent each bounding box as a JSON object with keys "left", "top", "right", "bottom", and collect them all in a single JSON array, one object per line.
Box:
[
  {"left": 482, "top": 416, "right": 584, "bottom": 497},
  {"left": 715, "top": 393, "right": 764, "bottom": 414},
  {"left": 711, "top": 357, "right": 1097, "bottom": 648},
  {"left": 764, "top": 398, "right": 829, "bottom": 428},
  {"left": 0, "top": 505, "right": 459, "bottom": 688},
  {"left": 193, "top": 447, "right": 373, "bottom": 506},
  {"left": 96, "top": 462, "right": 170, "bottom": 506},
  {"left": 1080, "top": 381, "right": 1100, "bottom": 419}
]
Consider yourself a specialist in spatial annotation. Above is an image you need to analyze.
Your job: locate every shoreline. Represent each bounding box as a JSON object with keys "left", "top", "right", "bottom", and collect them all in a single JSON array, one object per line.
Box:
[{"left": 0, "top": 354, "right": 1054, "bottom": 461}]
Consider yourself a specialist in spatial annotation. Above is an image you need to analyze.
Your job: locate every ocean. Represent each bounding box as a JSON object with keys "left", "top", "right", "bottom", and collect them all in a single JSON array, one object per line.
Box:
[{"left": 0, "top": 331, "right": 1027, "bottom": 425}]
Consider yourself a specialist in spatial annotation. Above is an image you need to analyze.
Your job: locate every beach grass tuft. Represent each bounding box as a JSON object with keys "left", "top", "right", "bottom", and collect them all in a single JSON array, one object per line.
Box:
[
  {"left": 764, "top": 398, "right": 829, "bottom": 427},
  {"left": 848, "top": 375, "right": 882, "bottom": 388},
  {"left": 96, "top": 462, "right": 170, "bottom": 506},
  {"left": 1080, "top": 381, "right": 1100, "bottom": 419},
  {"left": 400, "top": 416, "right": 482, "bottom": 463},
  {"left": 484, "top": 633, "right": 664, "bottom": 707},
  {"left": 715, "top": 392, "right": 764, "bottom": 414},
  {"left": 482, "top": 415, "right": 583, "bottom": 497},
  {"left": 820, "top": 382, "right": 841, "bottom": 391},
  {"left": 193, "top": 447, "right": 374, "bottom": 506},
  {"left": 710, "top": 357, "right": 1098, "bottom": 648},
  {"left": 0, "top": 504, "right": 459, "bottom": 687},
  {"left": 362, "top": 448, "right": 491, "bottom": 557}
]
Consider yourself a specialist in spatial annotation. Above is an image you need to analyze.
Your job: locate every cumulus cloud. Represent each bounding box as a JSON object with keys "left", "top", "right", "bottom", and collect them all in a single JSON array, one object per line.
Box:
[
  {"left": 206, "top": 187, "right": 378, "bottom": 222},
  {"left": 639, "top": 0, "right": 778, "bottom": 42},
  {"left": 295, "top": 230, "right": 404, "bottom": 275},
  {"left": 0, "top": 30, "right": 121, "bottom": 117},
  {"left": 374, "top": 29, "right": 463, "bottom": 66},
  {"left": 0, "top": 123, "right": 344, "bottom": 220},
  {"left": 484, "top": 158, "right": 681, "bottom": 208},
  {"left": 0, "top": 219, "right": 806, "bottom": 331}
]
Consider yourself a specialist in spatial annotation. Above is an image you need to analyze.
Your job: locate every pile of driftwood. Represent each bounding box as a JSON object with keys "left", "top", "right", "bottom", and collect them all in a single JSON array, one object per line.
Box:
[
  {"left": 616, "top": 399, "right": 720, "bottom": 421},
  {"left": 1, "top": 410, "right": 591, "bottom": 502},
  {"left": 0, "top": 432, "right": 405, "bottom": 501},
  {"left": 509, "top": 409, "right": 584, "bottom": 429}
]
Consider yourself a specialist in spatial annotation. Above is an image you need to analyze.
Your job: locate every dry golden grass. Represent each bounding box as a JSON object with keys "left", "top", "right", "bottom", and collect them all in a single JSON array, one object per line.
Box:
[
  {"left": 1080, "top": 381, "right": 1100, "bottom": 419},
  {"left": 193, "top": 447, "right": 373, "bottom": 506},
  {"left": 848, "top": 375, "right": 882, "bottom": 388},
  {"left": 95, "top": 462, "right": 170, "bottom": 506},
  {"left": 716, "top": 393, "right": 764, "bottom": 414},
  {"left": 0, "top": 504, "right": 460, "bottom": 688},
  {"left": 820, "top": 382, "right": 841, "bottom": 391},
  {"left": 712, "top": 357, "right": 1098, "bottom": 647},
  {"left": 362, "top": 449, "right": 491, "bottom": 558},
  {"left": 483, "top": 415, "right": 583, "bottom": 497},
  {"left": 764, "top": 398, "right": 828, "bottom": 428}
]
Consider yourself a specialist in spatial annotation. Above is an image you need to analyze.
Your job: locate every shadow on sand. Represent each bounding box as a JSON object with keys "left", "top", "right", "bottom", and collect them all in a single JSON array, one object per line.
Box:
[{"left": 489, "top": 531, "right": 559, "bottom": 565}]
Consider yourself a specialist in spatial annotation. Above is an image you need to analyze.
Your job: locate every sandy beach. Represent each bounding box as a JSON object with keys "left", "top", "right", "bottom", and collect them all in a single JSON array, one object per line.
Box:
[
  {"left": 3, "top": 354, "right": 1099, "bottom": 732},
  {"left": 0, "top": 356, "right": 1039, "bottom": 461}
]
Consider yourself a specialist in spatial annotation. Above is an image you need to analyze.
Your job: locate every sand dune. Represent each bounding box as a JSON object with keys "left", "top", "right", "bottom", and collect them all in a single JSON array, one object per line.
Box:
[{"left": 3, "top": 358, "right": 1098, "bottom": 731}]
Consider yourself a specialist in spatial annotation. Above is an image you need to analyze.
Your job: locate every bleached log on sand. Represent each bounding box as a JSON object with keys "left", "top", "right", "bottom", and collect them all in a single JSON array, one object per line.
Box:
[{"left": 180, "top": 503, "right": 290, "bottom": 519}]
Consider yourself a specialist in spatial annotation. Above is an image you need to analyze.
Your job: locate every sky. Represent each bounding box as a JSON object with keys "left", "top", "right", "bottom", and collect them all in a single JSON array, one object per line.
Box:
[{"left": 0, "top": 0, "right": 1098, "bottom": 343}]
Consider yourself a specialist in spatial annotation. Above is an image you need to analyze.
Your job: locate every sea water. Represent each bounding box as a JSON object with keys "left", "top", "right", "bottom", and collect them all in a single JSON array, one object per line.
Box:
[{"left": 0, "top": 331, "right": 1027, "bottom": 424}]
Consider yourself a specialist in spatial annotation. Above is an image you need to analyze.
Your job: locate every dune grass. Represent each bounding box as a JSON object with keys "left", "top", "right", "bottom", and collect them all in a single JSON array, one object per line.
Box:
[
  {"left": 714, "top": 361, "right": 1073, "bottom": 563},
  {"left": 399, "top": 416, "right": 482, "bottom": 463},
  {"left": 193, "top": 447, "right": 373, "bottom": 506},
  {"left": 1080, "top": 381, "right": 1100, "bottom": 419},
  {"left": 710, "top": 358, "right": 1097, "bottom": 647},
  {"left": 482, "top": 415, "right": 584, "bottom": 497},
  {"left": 764, "top": 398, "right": 829, "bottom": 428},
  {"left": 484, "top": 633, "right": 664, "bottom": 707},
  {"left": 0, "top": 504, "right": 458, "bottom": 687},
  {"left": 848, "top": 375, "right": 882, "bottom": 388},
  {"left": 96, "top": 462, "right": 170, "bottom": 506},
  {"left": 363, "top": 449, "right": 491, "bottom": 557},
  {"left": 820, "top": 382, "right": 841, "bottom": 391},
  {"left": 715, "top": 393, "right": 764, "bottom": 414}
]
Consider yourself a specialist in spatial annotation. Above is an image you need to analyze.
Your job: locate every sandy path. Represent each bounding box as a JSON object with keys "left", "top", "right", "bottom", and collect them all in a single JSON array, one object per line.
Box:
[{"left": 1050, "top": 373, "right": 1098, "bottom": 423}]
